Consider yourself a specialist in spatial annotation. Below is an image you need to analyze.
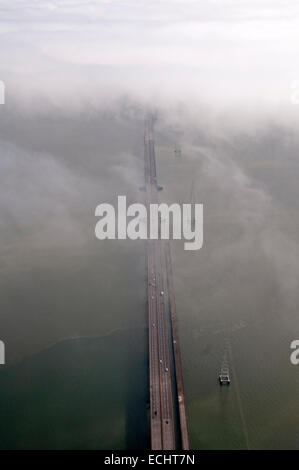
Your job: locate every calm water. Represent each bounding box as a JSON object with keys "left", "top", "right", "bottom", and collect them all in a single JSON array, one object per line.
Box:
[{"left": 1, "top": 111, "right": 299, "bottom": 449}]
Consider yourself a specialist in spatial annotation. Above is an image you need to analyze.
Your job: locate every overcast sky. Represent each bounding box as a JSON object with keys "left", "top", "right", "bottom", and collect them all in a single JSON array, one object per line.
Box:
[{"left": 0, "top": 0, "right": 299, "bottom": 123}]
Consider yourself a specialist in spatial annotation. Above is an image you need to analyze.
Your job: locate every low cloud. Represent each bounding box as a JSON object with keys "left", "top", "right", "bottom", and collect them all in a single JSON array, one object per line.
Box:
[{"left": 0, "top": 0, "right": 299, "bottom": 131}]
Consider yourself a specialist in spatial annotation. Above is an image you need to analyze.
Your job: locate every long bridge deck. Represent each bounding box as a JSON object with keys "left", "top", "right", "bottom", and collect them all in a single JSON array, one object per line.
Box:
[{"left": 144, "top": 117, "right": 189, "bottom": 450}]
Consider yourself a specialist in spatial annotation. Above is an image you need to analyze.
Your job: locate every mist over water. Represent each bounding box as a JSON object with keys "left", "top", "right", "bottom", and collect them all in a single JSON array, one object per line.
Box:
[
  {"left": 0, "top": 0, "right": 299, "bottom": 449},
  {"left": 155, "top": 121, "right": 299, "bottom": 449}
]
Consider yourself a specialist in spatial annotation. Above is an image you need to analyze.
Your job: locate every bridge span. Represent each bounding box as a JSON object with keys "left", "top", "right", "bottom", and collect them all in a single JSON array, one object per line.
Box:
[{"left": 144, "top": 117, "right": 190, "bottom": 450}]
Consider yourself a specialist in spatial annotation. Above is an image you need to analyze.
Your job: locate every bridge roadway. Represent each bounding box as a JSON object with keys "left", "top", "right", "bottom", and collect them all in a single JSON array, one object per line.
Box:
[{"left": 144, "top": 118, "right": 189, "bottom": 450}]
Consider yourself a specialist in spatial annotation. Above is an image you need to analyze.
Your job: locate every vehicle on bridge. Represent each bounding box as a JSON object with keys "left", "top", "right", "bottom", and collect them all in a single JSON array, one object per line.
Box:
[{"left": 219, "top": 366, "right": 230, "bottom": 385}]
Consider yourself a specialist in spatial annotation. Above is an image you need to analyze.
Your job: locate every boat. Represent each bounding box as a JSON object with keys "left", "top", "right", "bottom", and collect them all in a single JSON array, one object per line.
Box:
[{"left": 219, "top": 365, "right": 230, "bottom": 385}]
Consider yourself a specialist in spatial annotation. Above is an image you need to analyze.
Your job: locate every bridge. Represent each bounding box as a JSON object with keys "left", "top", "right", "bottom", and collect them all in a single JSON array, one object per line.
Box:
[{"left": 144, "top": 116, "right": 190, "bottom": 450}]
